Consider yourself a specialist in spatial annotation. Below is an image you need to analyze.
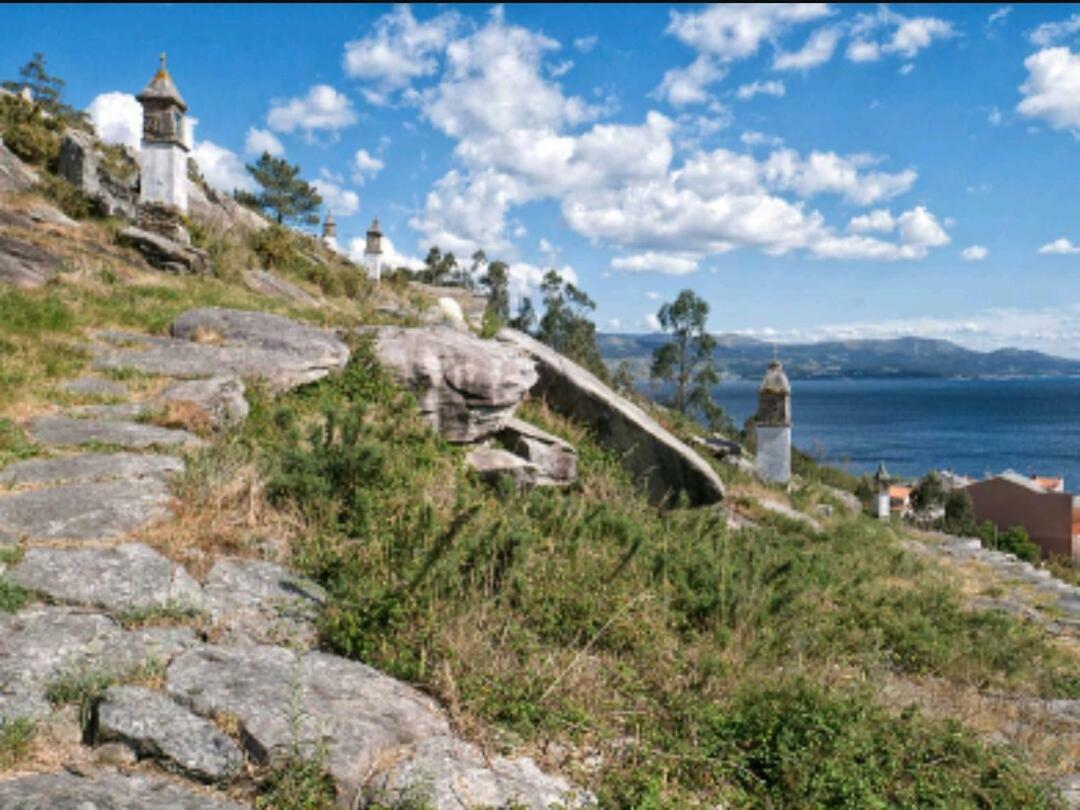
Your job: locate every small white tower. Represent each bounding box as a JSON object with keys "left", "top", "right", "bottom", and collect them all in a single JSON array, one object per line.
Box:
[
  {"left": 136, "top": 54, "right": 189, "bottom": 213},
  {"left": 754, "top": 360, "right": 792, "bottom": 485},
  {"left": 322, "top": 210, "right": 338, "bottom": 252},
  {"left": 363, "top": 217, "right": 383, "bottom": 282},
  {"left": 874, "top": 461, "right": 892, "bottom": 521}
]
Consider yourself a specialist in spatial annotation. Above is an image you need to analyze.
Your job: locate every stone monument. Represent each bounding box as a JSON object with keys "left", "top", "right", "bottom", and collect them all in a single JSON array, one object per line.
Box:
[
  {"left": 136, "top": 54, "right": 189, "bottom": 214},
  {"left": 322, "top": 210, "right": 338, "bottom": 252},
  {"left": 754, "top": 360, "right": 791, "bottom": 485},
  {"left": 363, "top": 217, "right": 383, "bottom": 282}
]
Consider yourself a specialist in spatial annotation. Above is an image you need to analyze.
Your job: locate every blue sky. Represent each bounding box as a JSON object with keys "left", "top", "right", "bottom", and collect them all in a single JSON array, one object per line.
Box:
[{"left": 3, "top": 4, "right": 1080, "bottom": 356}]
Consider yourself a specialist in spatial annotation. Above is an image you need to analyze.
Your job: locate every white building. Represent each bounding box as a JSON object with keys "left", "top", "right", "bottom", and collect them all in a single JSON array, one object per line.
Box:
[
  {"left": 754, "top": 360, "right": 792, "bottom": 485},
  {"left": 136, "top": 54, "right": 189, "bottom": 213},
  {"left": 363, "top": 217, "right": 383, "bottom": 282}
]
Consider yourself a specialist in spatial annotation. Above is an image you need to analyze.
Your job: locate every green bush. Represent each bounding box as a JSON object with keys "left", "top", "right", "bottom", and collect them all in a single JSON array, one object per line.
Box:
[
  {"left": 996, "top": 525, "right": 1041, "bottom": 563},
  {"left": 36, "top": 174, "right": 98, "bottom": 220},
  {"left": 0, "top": 718, "right": 35, "bottom": 769},
  {"left": 690, "top": 679, "right": 1060, "bottom": 808},
  {"left": 0, "top": 579, "right": 28, "bottom": 613}
]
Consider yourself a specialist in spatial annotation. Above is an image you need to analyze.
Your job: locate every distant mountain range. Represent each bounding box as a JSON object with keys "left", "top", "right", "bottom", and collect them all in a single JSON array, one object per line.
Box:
[{"left": 597, "top": 333, "right": 1080, "bottom": 380}]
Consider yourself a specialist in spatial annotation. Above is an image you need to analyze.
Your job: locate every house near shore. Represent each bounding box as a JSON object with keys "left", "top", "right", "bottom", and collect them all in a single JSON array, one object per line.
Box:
[{"left": 964, "top": 471, "right": 1080, "bottom": 562}]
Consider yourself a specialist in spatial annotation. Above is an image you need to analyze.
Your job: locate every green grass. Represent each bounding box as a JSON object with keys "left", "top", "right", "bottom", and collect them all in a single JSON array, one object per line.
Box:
[
  {"left": 0, "top": 718, "right": 35, "bottom": 770},
  {"left": 45, "top": 659, "right": 164, "bottom": 730},
  {"left": 174, "top": 337, "right": 1073, "bottom": 807},
  {"left": 0, "top": 579, "right": 27, "bottom": 614}
]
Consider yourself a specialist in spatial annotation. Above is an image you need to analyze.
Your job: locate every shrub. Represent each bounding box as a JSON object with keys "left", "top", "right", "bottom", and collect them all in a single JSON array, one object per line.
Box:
[
  {"left": 36, "top": 174, "right": 98, "bottom": 220},
  {"left": 0, "top": 718, "right": 35, "bottom": 769},
  {"left": 3, "top": 120, "right": 59, "bottom": 165},
  {"left": 996, "top": 525, "right": 1041, "bottom": 563},
  {"left": 0, "top": 579, "right": 28, "bottom": 613}
]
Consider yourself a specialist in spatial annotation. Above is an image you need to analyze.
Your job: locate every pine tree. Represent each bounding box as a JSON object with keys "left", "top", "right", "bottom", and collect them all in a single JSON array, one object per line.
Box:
[
  {"left": 537, "top": 270, "right": 607, "bottom": 379},
  {"left": 3, "top": 52, "right": 89, "bottom": 128},
  {"left": 650, "top": 289, "right": 719, "bottom": 416},
  {"left": 244, "top": 152, "right": 322, "bottom": 225}
]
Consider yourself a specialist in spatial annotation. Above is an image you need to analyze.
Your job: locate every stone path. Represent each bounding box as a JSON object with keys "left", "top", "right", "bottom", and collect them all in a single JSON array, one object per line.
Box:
[
  {"left": 0, "top": 308, "right": 588, "bottom": 810},
  {"left": 906, "top": 533, "right": 1080, "bottom": 635}
]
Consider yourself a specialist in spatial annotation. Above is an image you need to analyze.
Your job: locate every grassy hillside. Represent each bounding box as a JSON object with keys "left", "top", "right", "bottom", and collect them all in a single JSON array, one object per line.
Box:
[{"left": 1, "top": 170, "right": 1078, "bottom": 806}]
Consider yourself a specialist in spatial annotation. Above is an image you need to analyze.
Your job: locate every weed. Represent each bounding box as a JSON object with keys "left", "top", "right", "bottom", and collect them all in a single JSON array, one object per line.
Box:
[
  {"left": 0, "top": 718, "right": 35, "bottom": 770},
  {"left": 0, "top": 579, "right": 28, "bottom": 614}
]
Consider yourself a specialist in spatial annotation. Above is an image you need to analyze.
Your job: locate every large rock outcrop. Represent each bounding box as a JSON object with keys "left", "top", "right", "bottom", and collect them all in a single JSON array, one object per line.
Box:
[
  {"left": 0, "top": 136, "right": 39, "bottom": 192},
  {"left": 92, "top": 308, "right": 350, "bottom": 393},
  {"left": 373, "top": 326, "right": 538, "bottom": 443},
  {"left": 498, "top": 328, "right": 725, "bottom": 507},
  {"left": 0, "top": 233, "right": 62, "bottom": 289},
  {"left": 117, "top": 226, "right": 211, "bottom": 275},
  {"left": 0, "top": 771, "right": 245, "bottom": 809},
  {"left": 56, "top": 130, "right": 138, "bottom": 220}
]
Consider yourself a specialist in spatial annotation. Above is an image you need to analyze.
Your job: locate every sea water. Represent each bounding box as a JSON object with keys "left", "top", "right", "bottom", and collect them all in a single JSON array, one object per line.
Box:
[{"left": 707, "top": 377, "right": 1080, "bottom": 486}]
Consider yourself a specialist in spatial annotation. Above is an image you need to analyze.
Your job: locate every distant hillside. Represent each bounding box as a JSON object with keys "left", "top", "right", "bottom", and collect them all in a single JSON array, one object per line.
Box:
[{"left": 598, "top": 333, "right": 1080, "bottom": 380}]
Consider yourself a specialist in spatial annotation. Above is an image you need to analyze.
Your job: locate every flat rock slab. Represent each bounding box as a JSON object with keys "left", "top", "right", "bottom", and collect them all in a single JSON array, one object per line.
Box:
[
  {"left": 59, "top": 376, "right": 128, "bottom": 398},
  {"left": 0, "top": 139, "right": 39, "bottom": 193},
  {"left": 166, "top": 644, "right": 450, "bottom": 805},
  {"left": 92, "top": 307, "right": 349, "bottom": 393},
  {"left": 369, "top": 734, "right": 586, "bottom": 810},
  {"left": 498, "top": 417, "right": 578, "bottom": 486},
  {"left": 0, "top": 452, "right": 183, "bottom": 486},
  {"left": 467, "top": 447, "right": 542, "bottom": 488},
  {"left": 0, "top": 478, "right": 171, "bottom": 541},
  {"left": 243, "top": 269, "right": 319, "bottom": 308},
  {"left": 70, "top": 403, "right": 152, "bottom": 421},
  {"left": 160, "top": 376, "right": 248, "bottom": 428},
  {"left": 0, "top": 233, "right": 63, "bottom": 290},
  {"left": 0, "top": 771, "right": 246, "bottom": 809},
  {"left": 27, "top": 415, "right": 198, "bottom": 450},
  {"left": 0, "top": 606, "right": 195, "bottom": 722},
  {"left": 497, "top": 328, "right": 724, "bottom": 507},
  {"left": 374, "top": 326, "right": 539, "bottom": 443},
  {"left": 12, "top": 543, "right": 202, "bottom": 612},
  {"left": 202, "top": 557, "right": 325, "bottom": 646},
  {"left": 96, "top": 685, "right": 244, "bottom": 782}
]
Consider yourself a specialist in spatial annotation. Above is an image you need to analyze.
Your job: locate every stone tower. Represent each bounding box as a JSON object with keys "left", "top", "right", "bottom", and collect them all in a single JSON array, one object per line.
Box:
[
  {"left": 136, "top": 54, "right": 189, "bottom": 213},
  {"left": 754, "top": 360, "right": 792, "bottom": 485},
  {"left": 364, "top": 217, "right": 383, "bottom": 282},
  {"left": 322, "top": 210, "right": 337, "bottom": 251}
]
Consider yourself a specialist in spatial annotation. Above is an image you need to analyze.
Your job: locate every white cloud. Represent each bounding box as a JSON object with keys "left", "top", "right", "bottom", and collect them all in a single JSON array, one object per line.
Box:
[
  {"left": 192, "top": 141, "right": 254, "bottom": 194},
  {"left": 1030, "top": 13, "right": 1080, "bottom": 47},
  {"left": 962, "top": 244, "right": 989, "bottom": 261},
  {"left": 645, "top": 290, "right": 662, "bottom": 300},
  {"left": 846, "top": 40, "right": 881, "bottom": 62},
  {"left": 735, "top": 80, "right": 785, "bottom": 100},
  {"left": 352, "top": 148, "right": 385, "bottom": 183},
  {"left": 390, "top": 6, "right": 942, "bottom": 266},
  {"left": 1038, "top": 237, "right": 1080, "bottom": 254},
  {"left": 652, "top": 55, "right": 727, "bottom": 107},
  {"left": 244, "top": 127, "right": 284, "bottom": 157},
  {"left": 87, "top": 92, "right": 141, "bottom": 150},
  {"left": 988, "top": 6, "right": 1012, "bottom": 27},
  {"left": 1017, "top": 47, "right": 1080, "bottom": 131},
  {"left": 740, "top": 130, "right": 784, "bottom": 147},
  {"left": 666, "top": 4, "right": 831, "bottom": 62},
  {"left": 645, "top": 312, "right": 662, "bottom": 331},
  {"left": 773, "top": 26, "right": 840, "bottom": 71},
  {"left": 538, "top": 237, "right": 557, "bottom": 258},
  {"left": 421, "top": 8, "right": 598, "bottom": 140},
  {"left": 759, "top": 149, "right": 917, "bottom": 205},
  {"left": 896, "top": 205, "right": 950, "bottom": 247},
  {"left": 574, "top": 35, "right": 598, "bottom": 53},
  {"left": 267, "top": 85, "right": 357, "bottom": 138},
  {"left": 887, "top": 17, "right": 954, "bottom": 58},
  {"left": 898, "top": 63, "right": 915, "bottom": 76},
  {"left": 312, "top": 170, "right": 360, "bottom": 217},
  {"left": 611, "top": 252, "right": 700, "bottom": 275},
  {"left": 845, "top": 8, "right": 954, "bottom": 63},
  {"left": 607, "top": 318, "right": 622, "bottom": 330},
  {"left": 848, "top": 209, "right": 895, "bottom": 233},
  {"left": 342, "top": 5, "right": 461, "bottom": 95},
  {"left": 987, "top": 106, "right": 1003, "bottom": 126}
]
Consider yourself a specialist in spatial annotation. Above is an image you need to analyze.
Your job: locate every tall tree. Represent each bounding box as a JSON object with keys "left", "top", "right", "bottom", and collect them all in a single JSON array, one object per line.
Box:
[
  {"left": 537, "top": 270, "right": 607, "bottom": 379},
  {"left": 244, "top": 152, "right": 322, "bottom": 226},
  {"left": 650, "top": 289, "right": 719, "bottom": 415},
  {"left": 481, "top": 259, "right": 510, "bottom": 323},
  {"left": 3, "top": 52, "right": 88, "bottom": 128},
  {"left": 508, "top": 296, "right": 536, "bottom": 333}
]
